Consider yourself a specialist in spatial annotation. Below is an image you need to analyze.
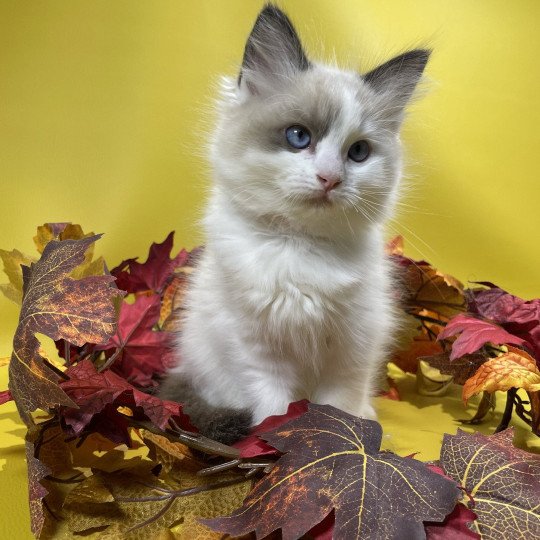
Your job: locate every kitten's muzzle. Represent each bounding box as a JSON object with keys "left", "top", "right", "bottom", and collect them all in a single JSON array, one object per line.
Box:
[{"left": 317, "top": 174, "right": 342, "bottom": 193}]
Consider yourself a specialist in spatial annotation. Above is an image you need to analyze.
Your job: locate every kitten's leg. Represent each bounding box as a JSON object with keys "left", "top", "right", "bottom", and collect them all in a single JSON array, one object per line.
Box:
[
  {"left": 312, "top": 360, "right": 380, "bottom": 420},
  {"left": 246, "top": 359, "right": 300, "bottom": 425}
]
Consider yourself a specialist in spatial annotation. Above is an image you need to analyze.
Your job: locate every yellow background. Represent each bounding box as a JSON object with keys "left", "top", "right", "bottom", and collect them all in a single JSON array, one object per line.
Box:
[{"left": 0, "top": 1, "right": 539, "bottom": 537}]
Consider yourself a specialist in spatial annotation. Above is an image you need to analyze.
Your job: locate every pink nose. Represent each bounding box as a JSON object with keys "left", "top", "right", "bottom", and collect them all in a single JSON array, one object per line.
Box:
[{"left": 317, "top": 174, "right": 342, "bottom": 192}]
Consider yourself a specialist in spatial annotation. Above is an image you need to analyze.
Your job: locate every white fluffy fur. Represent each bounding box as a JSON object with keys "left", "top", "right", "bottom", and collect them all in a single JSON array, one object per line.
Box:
[{"left": 164, "top": 7, "right": 427, "bottom": 425}]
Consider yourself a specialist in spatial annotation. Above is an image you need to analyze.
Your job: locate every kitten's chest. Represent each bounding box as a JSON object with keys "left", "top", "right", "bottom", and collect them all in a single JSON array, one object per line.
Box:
[{"left": 232, "top": 236, "right": 361, "bottom": 325}]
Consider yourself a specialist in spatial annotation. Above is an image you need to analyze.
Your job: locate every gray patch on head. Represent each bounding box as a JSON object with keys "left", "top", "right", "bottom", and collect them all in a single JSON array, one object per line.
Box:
[{"left": 239, "top": 4, "right": 311, "bottom": 89}]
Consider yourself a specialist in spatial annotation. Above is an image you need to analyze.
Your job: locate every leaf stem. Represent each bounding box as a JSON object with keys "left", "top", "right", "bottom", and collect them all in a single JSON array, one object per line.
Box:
[{"left": 495, "top": 388, "right": 517, "bottom": 432}]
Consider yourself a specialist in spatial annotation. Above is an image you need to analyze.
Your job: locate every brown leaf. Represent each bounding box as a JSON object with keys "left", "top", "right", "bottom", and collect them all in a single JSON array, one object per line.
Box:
[
  {"left": 25, "top": 433, "right": 51, "bottom": 537},
  {"left": 440, "top": 429, "right": 540, "bottom": 539},
  {"left": 398, "top": 258, "right": 466, "bottom": 320},
  {"left": 64, "top": 467, "right": 251, "bottom": 539},
  {"left": 205, "top": 404, "right": 460, "bottom": 539},
  {"left": 462, "top": 347, "right": 540, "bottom": 402},
  {"left": 141, "top": 430, "right": 201, "bottom": 475},
  {"left": 0, "top": 248, "right": 35, "bottom": 304},
  {"left": 9, "top": 235, "right": 122, "bottom": 425},
  {"left": 424, "top": 352, "right": 487, "bottom": 385}
]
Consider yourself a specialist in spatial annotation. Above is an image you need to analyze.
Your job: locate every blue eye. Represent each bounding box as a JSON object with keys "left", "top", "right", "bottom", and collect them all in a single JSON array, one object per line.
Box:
[
  {"left": 348, "top": 140, "right": 370, "bottom": 162},
  {"left": 285, "top": 125, "right": 311, "bottom": 149}
]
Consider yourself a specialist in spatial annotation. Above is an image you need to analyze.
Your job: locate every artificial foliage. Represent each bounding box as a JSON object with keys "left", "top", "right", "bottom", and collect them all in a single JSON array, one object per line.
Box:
[{"left": 0, "top": 223, "right": 539, "bottom": 539}]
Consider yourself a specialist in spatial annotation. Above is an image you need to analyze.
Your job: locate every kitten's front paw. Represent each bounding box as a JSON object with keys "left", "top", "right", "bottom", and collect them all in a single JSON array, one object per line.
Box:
[{"left": 356, "top": 402, "right": 377, "bottom": 421}]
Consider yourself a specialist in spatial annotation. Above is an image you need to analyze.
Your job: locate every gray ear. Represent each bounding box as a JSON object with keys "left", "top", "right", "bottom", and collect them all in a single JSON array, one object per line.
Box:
[
  {"left": 239, "top": 4, "right": 310, "bottom": 92},
  {"left": 364, "top": 49, "right": 430, "bottom": 112}
]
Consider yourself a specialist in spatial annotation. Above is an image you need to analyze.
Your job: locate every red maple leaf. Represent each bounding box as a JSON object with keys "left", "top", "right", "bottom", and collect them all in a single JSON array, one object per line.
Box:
[
  {"left": 111, "top": 232, "right": 188, "bottom": 294},
  {"left": 467, "top": 284, "right": 540, "bottom": 360},
  {"left": 233, "top": 400, "right": 309, "bottom": 458},
  {"left": 60, "top": 359, "right": 195, "bottom": 444},
  {"left": 438, "top": 314, "right": 525, "bottom": 360},
  {"left": 95, "top": 295, "right": 175, "bottom": 388},
  {"left": 0, "top": 389, "right": 12, "bottom": 405}
]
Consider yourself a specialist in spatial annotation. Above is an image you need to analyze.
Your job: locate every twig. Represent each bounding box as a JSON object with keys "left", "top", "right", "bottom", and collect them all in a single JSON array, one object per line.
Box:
[
  {"left": 97, "top": 348, "right": 122, "bottom": 373},
  {"left": 495, "top": 388, "right": 517, "bottom": 432}
]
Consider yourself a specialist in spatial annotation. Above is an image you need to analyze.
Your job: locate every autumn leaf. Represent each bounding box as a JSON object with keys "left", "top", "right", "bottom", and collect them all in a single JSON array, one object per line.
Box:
[
  {"left": 233, "top": 400, "right": 309, "bottom": 458},
  {"left": 462, "top": 347, "right": 540, "bottom": 402},
  {"left": 440, "top": 429, "right": 540, "bottom": 539},
  {"left": 438, "top": 313, "right": 526, "bottom": 360},
  {"left": 206, "top": 404, "right": 460, "bottom": 539},
  {"left": 63, "top": 466, "right": 251, "bottom": 539},
  {"left": 0, "top": 248, "right": 36, "bottom": 304},
  {"left": 111, "top": 232, "right": 189, "bottom": 294},
  {"left": 467, "top": 284, "right": 540, "bottom": 360},
  {"left": 159, "top": 275, "right": 190, "bottom": 330},
  {"left": 25, "top": 434, "right": 52, "bottom": 537},
  {"left": 34, "top": 222, "right": 106, "bottom": 279},
  {"left": 394, "top": 256, "right": 466, "bottom": 320},
  {"left": 9, "top": 236, "right": 121, "bottom": 426},
  {"left": 0, "top": 389, "right": 12, "bottom": 405},
  {"left": 423, "top": 352, "right": 487, "bottom": 385},
  {"left": 95, "top": 294, "right": 175, "bottom": 388},
  {"left": 60, "top": 359, "right": 194, "bottom": 444},
  {"left": 425, "top": 503, "right": 479, "bottom": 539}
]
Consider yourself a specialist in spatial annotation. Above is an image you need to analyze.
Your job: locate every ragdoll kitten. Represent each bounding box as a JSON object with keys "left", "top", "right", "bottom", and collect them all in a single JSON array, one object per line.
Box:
[{"left": 159, "top": 4, "right": 429, "bottom": 443}]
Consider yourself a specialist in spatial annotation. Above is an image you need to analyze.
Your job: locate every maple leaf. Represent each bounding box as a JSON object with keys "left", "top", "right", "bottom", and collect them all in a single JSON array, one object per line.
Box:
[
  {"left": 440, "top": 429, "right": 540, "bottom": 539},
  {"left": 9, "top": 235, "right": 121, "bottom": 426},
  {"left": 111, "top": 232, "right": 189, "bottom": 294},
  {"left": 423, "top": 352, "right": 487, "bottom": 386},
  {"left": 95, "top": 294, "right": 175, "bottom": 387},
  {"left": 0, "top": 389, "right": 12, "bottom": 405},
  {"left": 206, "top": 404, "right": 460, "bottom": 539},
  {"left": 233, "top": 400, "right": 309, "bottom": 458},
  {"left": 467, "top": 284, "right": 540, "bottom": 360},
  {"left": 63, "top": 464, "right": 251, "bottom": 539},
  {"left": 393, "top": 255, "right": 466, "bottom": 320},
  {"left": 60, "top": 359, "right": 194, "bottom": 444},
  {"left": 438, "top": 313, "right": 526, "bottom": 360},
  {"left": 0, "top": 248, "right": 35, "bottom": 304},
  {"left": 25, "top": 434, "right": 51, "bottom": 537},
  {"left": 425, "top": 503, "right": 479, "bottom": 539},
  {"left": 462, "top": 347, "right": 540, "bottom": 402}
]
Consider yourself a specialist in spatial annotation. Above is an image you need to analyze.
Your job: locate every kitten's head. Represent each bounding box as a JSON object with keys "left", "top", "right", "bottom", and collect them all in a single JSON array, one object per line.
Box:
[{"left": 211, "top": 4, "right": 429, "bottom": 238}]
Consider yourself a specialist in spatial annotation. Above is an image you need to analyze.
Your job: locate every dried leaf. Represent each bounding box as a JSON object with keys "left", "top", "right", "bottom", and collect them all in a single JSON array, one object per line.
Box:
[
  {"left": 424, "top": 352, "right": 487, "bottom": 386},
  {"left": 141, "top": 430, "right": 201, "bottom": 475},
  {"left": 25, "top": 434, "right": 51, "bottom": 537},
  {"left": 425, "top": 503, "right": 479, "bottom": 539},
  {"left": 467, "top": 284, "right": 540, "bottom": 359},
  {"left": 0, "top": 248, "right": 35, "bottom": 304},
  {"left": 440, "top": 429, "right": 540, "bottom": 539},
  {"left": 64, "top": 467, "right": 251, "bottom": 539},
  {"left": 233, "top": 400, "right": 309, "bottom": 458},
  {"left": 206, "top": 404, "right": 460, "bottom": 539},
  {"left": 159, "top": 275, "right": 189, "bottom": 330},
  {"left": 111, "top": 232, "right": 189, "bottom": 294},
  {"left": 9, "top": 236, "right": 121, "bottom": 425},
  {"left": 462, "top": 347, "right": 540, "bottom": 402},
  {"left": 95, "top": 295, "right": 175, "bottom": 388},
  {"left": 60, "top": 359, "right": 194, "bottom": 444},
  {"left": 438, "top": 314, "right": 525, "bottom": 360},
  {"left": 395, "top": 256, "right": 466, "bottom": 320}
]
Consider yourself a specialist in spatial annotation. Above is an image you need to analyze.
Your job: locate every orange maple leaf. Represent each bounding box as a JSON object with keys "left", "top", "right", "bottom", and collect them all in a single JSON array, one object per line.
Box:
[{"left": 462, "top": 346, "right": 540, "bottom": 402}]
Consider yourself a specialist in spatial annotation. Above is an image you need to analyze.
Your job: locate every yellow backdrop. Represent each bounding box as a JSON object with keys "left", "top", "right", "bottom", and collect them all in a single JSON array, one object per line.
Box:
[
  {"left": 0, "top": 2, "right": 539, "bottom": 536},
  {"left": 1, "top": 0, "right": 539, "bottom": 353}
]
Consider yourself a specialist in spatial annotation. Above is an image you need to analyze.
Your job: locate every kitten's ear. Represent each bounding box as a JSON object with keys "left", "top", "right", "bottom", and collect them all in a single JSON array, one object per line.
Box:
[
  {"left": 364, "top": 49, "right": 430, "bottom": 120},
  {"left": 239, "top": 4, "right": 310, "bottom": 94}
]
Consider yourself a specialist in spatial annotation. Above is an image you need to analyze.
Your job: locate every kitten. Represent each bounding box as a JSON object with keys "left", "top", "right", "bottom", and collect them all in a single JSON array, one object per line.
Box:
[{"left": 159, "top": 4, "right": 429, "bottom": 443}]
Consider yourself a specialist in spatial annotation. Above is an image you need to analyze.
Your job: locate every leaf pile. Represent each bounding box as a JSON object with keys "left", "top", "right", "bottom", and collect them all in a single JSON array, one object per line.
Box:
[
  {"left": 0, "top": 225, "right": 539, "bottom": 539},
  {"left": 388, "top": 236, "right": 540, "bottom": 433}
]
